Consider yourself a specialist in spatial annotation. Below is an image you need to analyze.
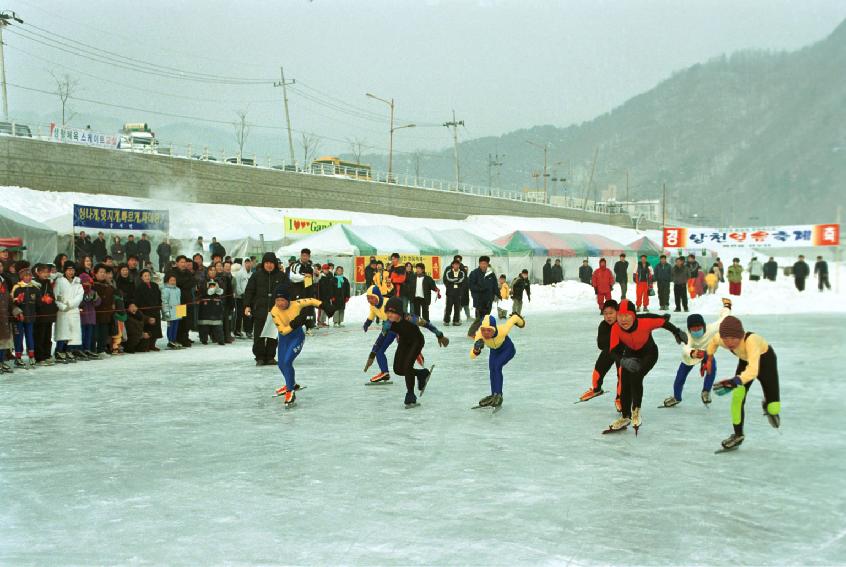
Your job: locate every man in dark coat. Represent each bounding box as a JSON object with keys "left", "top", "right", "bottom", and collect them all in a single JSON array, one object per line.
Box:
[
  {"left": 763, "top": 257, "right": 778, "bottom": 281},
  {"left": 578, "top": 260, "right": 593, "bottom": 285},
  {"left": 467, "top": 255, "right": 498, "bottom": 338},
  {"left": 671, "top": 257, "right": 690, "bottom": 312},
  {"left": 409, "top": 263, "right": 440, "bottom": 321},
  {"left": 614, "top": 254, "right": 629, "bottom": 299},
  {"left": 792, "top": 255, "right": 810, "bottom": 292},
  {"left": 653, "top": 254, "right": 672, "bottom": 311},
  {"left": 442, "top": 259, "right": 466, "bottom": 325},
  {"left": 814, "top": 256, "right": 830, "bottom": 292},
  {"left": 74, "top": 231, "right": 93, "bottom": 260},
  {"left": 364, "top": 257, "right": 377, "bottom": 288},
  {"left": 93, "top": 264, "right": 116, "bottom": 355},
  {"left": 167, "top": 255, "right": 196, "bottom": 348},
  {"left": 243, "top": 251, "right": 289, "bottom": 364},
  {"left": 156, "top": 238, "right": 172, "bottom": 273},
  {"left": 124, "top": 235, "right": 138, "bottom": 260},
  {"left": 551, "top": 259, "right": 564, "bottom": 283},
  {"left": 542, "top": 258, "right": 552, "bottom": 285},
  {"left": 209, "top": 237, "right": 226, "bottom": 260},
  {"left": 92, "top": 232, "right": 108, "bottom": 263},
  {"left": 137, "top": 233, "right": 152, "bottom": 264}
]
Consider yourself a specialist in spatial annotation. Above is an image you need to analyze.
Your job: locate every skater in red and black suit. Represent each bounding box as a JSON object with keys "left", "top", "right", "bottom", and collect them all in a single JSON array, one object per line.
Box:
[
  {"left": 605, "top": 299, "right": 687, "bottom": 434},
  {"left": 578, "top": 299, "right": 622, "bottom": 412}
]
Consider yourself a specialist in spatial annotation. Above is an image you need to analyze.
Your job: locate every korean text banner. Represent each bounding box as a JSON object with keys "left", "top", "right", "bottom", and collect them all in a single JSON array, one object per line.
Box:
[
  {"left": 354, "top": 255, "right": 442, "bottom": 284},
  {"left": 284, "top": 216, "right": 351, "bottom": 235},
  {"left": 50, "top": 124, "right": 119, "bottom": 148},
  {"left": 663, "top": 224, "right": 840, "bottom": 249},
  {"left": 73, "top": 204, "right": 170, "bottom": 231}
]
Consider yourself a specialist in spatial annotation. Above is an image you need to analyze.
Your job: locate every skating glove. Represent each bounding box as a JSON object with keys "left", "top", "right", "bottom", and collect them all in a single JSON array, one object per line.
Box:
[
  {"left": 15, "top": 313, "right": 24, "bottom": 322},
  {"left": 620, "top": 357, "right": 641, "bottom": 373},
  {"left": 472, "top": 339, "right": 484, "bottom": 356},
  {"left": 437, "top": 335, "right": 449, "bottom": 348},
  {"left": 673, "top": 329, "right": 688, "bottom": 345},
  {"left": 702, "top": 354, "right": 714, "bottom": 376},
  {"left": 41, "top": 294, "right": 54, "bottom": 305},
  {"left": 362, "top": 319, "right": 372, "bottom": 332},
  {"left": 364, "top": 352, "right": 376, "bottom": 372},
  {"left": 690, "top": 349, "right": 706, "bottom": 359},
  {"left": 713, "top": 376, "right": 742, "bottom": 396},
  {"left": 14, "top": 293, "right": 24, "bottom": 304}
]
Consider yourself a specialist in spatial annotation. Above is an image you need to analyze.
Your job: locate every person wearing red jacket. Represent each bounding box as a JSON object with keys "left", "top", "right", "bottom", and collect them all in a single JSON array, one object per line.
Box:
[
  {"left": 633, "top": 255, "right": 653, "bottom": 312},
  {"left": 605, "top": 299, "right": 687, "bottom": 434},
  {"left": 387, "top": 253, "right": 409, "bottom": 312},
  {"left": 591, "top": 258, "right": 615, "bottom": 313}
]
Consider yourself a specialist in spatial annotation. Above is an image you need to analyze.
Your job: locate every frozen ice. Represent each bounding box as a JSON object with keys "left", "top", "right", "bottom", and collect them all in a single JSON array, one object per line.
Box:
[{"left": 1, "top": 308, "right": 844, "bottom": 565}]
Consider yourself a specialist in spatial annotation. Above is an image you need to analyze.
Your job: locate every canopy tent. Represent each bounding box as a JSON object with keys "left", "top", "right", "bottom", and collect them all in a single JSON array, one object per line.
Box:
[
  {"left": 627, "top": 236, "right": 665, "bottom": 257},
  {"left": 276, "top": 224, "right": 378, "bottom": 258},
  {"left": 490, "top": 231, "right": 630, "bottom": 282},
  {"left": 0, "top": 205, "right": 58, "bottom": 264}
]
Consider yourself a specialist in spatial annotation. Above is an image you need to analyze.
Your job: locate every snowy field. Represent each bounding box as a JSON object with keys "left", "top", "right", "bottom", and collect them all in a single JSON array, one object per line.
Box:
[{"left": 1, "top": 310, "right": 844, "bottom": 566}]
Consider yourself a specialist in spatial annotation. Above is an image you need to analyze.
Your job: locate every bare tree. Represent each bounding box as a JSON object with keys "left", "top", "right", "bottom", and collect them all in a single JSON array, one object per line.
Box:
[
  {"left": 233, "top": 109, "right": 251, "bottom": 161},
  {"left": 50, "top": 72, "right": 78, "bottom": 127},
  {"left": 301, "top": 132, "right": 321, "bottom": 166},
  {"left": 347, "top": 137, "right": 368, "bottom": 164}
]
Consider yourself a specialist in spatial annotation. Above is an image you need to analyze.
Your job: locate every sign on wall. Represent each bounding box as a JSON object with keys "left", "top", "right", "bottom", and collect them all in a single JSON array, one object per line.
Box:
[
  {"left": 73, "top": 204, "right": 170, "bottom": 231},
  {"left": 284, "top": 216, "right": 351, "bottom": 235},
  {"left": 663, "top": 224, "right": 840, "bottom": 249}
]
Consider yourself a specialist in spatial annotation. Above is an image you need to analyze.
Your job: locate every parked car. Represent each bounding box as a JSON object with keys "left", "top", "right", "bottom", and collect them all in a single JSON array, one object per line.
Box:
[
  {"left": 225, "top": 156, "right": 256, "bottom": 166},
  {"left": 191, "top": 154, "right": 218, "bottom": 162},
  {"left": 0, "top": 122, "right": 32, "bottom": 137},
  {"left": 271, "top": 164, "right": 300, "bottom": 172}
]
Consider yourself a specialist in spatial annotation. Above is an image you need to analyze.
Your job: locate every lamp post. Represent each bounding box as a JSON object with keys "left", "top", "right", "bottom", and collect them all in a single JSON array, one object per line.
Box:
[
  {"left": 366, "top": 93, "right": 414, "bottom": 183},
  {"left": 526, "top": 140, "right": 549, "bottom": 203}
]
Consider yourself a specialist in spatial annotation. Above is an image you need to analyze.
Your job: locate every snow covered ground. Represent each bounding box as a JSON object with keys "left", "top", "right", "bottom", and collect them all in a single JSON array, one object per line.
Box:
[{"left": 1, "top": 311, "right": 844, "bottom": 565}]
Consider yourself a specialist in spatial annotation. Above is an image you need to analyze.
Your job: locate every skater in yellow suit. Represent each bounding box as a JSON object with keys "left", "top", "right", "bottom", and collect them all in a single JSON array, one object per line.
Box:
[{"left": 470, "top": 313, "right": 525, "bottom": 409}]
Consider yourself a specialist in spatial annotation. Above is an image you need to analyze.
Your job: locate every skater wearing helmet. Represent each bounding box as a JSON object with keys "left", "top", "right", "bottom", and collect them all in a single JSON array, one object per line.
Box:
[
  {"left": 470, "top": 312, "right": 525, "bottom": 410},
  {"left": 578, "top": 299, "right": 622, "bottom": 412},
  {"left": 366, "top": 297, "right": 449, "bottom": 408},
  {"left": 605, "top": 299, "right": 688, "bottom": 435},
  {"left": 707, "top": 315, "right": 781, "bottom": 452},
  {"left": 661, "top": 298, "right": 732, "bottom": 408}
]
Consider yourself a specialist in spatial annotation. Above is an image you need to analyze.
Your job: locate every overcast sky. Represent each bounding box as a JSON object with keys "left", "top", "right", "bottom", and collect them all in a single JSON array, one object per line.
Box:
[{"left": 5, "top": 0, "right": 846, "bottom": 155}]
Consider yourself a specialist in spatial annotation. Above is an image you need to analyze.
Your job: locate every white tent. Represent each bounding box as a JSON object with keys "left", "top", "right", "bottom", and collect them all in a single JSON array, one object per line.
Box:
[{"left": 0, "top": 205, "right": 58, "bottom": 264}]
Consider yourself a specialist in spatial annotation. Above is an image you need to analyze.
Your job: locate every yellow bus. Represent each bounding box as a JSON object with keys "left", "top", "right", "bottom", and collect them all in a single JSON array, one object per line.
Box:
[{"left": 311, "top": 156, "right": 372, "bottom": 180}]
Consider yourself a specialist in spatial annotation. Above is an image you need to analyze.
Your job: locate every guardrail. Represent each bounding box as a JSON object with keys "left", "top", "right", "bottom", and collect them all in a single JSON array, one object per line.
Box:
[{"left": 1, "top": 119, "right": 660, "bottom": 221}]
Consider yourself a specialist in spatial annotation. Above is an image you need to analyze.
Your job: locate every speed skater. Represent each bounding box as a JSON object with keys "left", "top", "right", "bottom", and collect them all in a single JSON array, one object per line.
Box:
[
  {"left": 470, "top": 312, "right": 525, "bottom": 409},
  {"left": 579, "top": 299, "right": 622, "bottom": 412}
]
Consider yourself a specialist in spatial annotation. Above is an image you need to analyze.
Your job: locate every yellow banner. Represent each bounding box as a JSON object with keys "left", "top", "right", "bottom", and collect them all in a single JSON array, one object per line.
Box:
[{"left": 284, "top": 216, "right": 351, "bottom": 235}]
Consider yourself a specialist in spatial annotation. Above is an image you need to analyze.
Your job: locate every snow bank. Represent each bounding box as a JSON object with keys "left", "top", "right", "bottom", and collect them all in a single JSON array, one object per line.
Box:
[{"left": 0, "top": 186, "right": 660, "bottom": 243}]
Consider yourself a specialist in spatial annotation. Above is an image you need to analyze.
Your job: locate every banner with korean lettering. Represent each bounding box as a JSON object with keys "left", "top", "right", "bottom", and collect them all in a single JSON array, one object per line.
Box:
[
  {"left": 50, "top": 124, "right": 119, "bottom": 148},
  {"left": 663, "top": 224, "right": 840, "bottom": 249},
  {"left": 284, "top": 216, "right": 351, "bottom": 235},
  {"left": 354, "top": 255, "right": 442, "bottom": 284},
  {"left": 73, "top": 204, "right": 170, "bottom": 231}
]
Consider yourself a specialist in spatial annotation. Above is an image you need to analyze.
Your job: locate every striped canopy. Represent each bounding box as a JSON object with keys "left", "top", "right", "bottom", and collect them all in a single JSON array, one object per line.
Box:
[
  {"left": 492, "top": 231, "right": 627, "bottom": 257},
  {"left": 627, "top": 236, "right": 664, "bottom": 256}
]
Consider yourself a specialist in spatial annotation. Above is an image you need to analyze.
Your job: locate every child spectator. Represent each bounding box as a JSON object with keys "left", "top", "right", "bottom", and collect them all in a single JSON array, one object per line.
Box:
[
  {"left": 11, "top": 267, "right": 39, "bottom": 368},
  {"left": 0, "top": 272, "right": 22, "bottom": 373},
  {"left": 134, "top": 269, "right": 162, "bottom": 352},
  {"left": 198, "top": 271, "right": 225, "bottom": 345},
  {"left": 497, "top": 274, "right": 510, "bottom": 319},
  {"left": 161, "top": 273, "right": 183, "bottom": 349},
  {"left": 33, "top": 264, "right": 57, "bottom": 365},
  {"left": 54, "top": 261, "right": 84, "bottom": 364},
  {"left": 124, "top": 303, "right": 149, "bottom": 354},
  {"left": 93, "top": 264, "right": 116, "bottom": 357},
  {"left": 79, "top": 272, "right": 101, "bottom": 359},
  {"left": 331, "top": 266, "right": 351, "bottom": 327}
]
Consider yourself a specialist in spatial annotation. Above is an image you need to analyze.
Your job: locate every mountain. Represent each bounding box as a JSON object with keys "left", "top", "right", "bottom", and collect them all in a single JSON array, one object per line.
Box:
[{"left": 375, "top": 19, "right": 846, "bottom": 225}]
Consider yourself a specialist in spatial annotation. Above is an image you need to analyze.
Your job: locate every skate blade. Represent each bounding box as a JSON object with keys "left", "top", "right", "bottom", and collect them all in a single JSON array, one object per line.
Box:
[
  {"left": 714, "top": 446, "right": 740, "bottom": 454},
  {"left": 491, "top": 405, "right": 502, "bottom": 414},
  {"left": 273, "top": 386, "right": 307, "bottom": 397},
  {"left": 419, "top": 365, "right": 435, "bottom": 397},
  {"left": 656, "top": 405, "right": 677, "bottom": 409},
  {"left": 404, "top": 403, "right": 420, "bottom": 409},
  {"left": 365, "top": 380, "right": 393, "bottom": 385},
  {"left": 602, "top": 426, "right": 628, "bottom": 434},
  {"left": 574, "top": 391, "right": 605, "bottom": 404}
]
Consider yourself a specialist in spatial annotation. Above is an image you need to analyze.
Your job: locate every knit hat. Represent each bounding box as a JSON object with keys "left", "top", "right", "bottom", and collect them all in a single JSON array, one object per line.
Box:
[
  {"left": 273, "top": 283, "right": 291, "bottom": 301},
  {"left": 79, "top": 273, "right": 93, "bottom": 286},
  {"left": 261, "top": 252, "right": 278, "bottom": 265},
  {"left": 617, "top": 299, "right": 636, "bottom": 315},
  {"left": 719, "top": 316, "right": 745, "bottom": 339},
  {"left": 322, "top": 264, "right": 330, "bottom": 270},
  {"left": 385, "top": 297, "right": 404, "bottom": 314},
  {"left": 62, "top": 261, "right": 76, "bottom": 273},
  {"left": 686, "top": 313, "right": 706, "bottom": 329}
]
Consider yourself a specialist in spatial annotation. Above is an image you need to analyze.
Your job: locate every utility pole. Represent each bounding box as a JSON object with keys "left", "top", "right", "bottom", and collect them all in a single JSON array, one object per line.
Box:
[
  {"left": 0, "top": 11, "right": 24, "bottom": 121},
  {"left": 526, "top": 141, "right": 549, "bottom": 203},
  {"left": 625, "top": 169, "right": 630, "bottom": 204},
  {"left": 582, "top": 147, "right": 599, "bottom": 210},
  {"left": 662, "top": 183, "right": 667, "bottom": 229},
  {"left": 487, "top": 153, "right": 504, "bottom": 191},
  {"left": 367, "top": 93, "right": 413, "bottom": 184},
  {"left": 273, "top": 67, "right": 296, "bottom": 166},
  {"left": 443, "top": 110, "right": 464, "bottom": 185}
]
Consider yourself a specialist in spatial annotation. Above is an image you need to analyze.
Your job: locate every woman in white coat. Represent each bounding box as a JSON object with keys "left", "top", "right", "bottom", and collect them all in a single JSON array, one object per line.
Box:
[{"left": 53, "top": 261, "right": 84, "bottom": 363}]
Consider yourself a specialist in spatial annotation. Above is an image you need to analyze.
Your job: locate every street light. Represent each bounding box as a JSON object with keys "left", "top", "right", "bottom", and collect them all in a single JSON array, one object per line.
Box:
[
  {"left": 366, "top": 92, "right": 414, "bottom": 183},
  {"left": 526, "top": 140, "right": 550, "bottom": 203}
]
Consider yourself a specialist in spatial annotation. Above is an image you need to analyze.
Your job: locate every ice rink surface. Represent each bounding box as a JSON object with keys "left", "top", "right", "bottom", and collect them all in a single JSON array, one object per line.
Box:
[{"left": 1, "top": 311, "right": 844, "bottom": 566}]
